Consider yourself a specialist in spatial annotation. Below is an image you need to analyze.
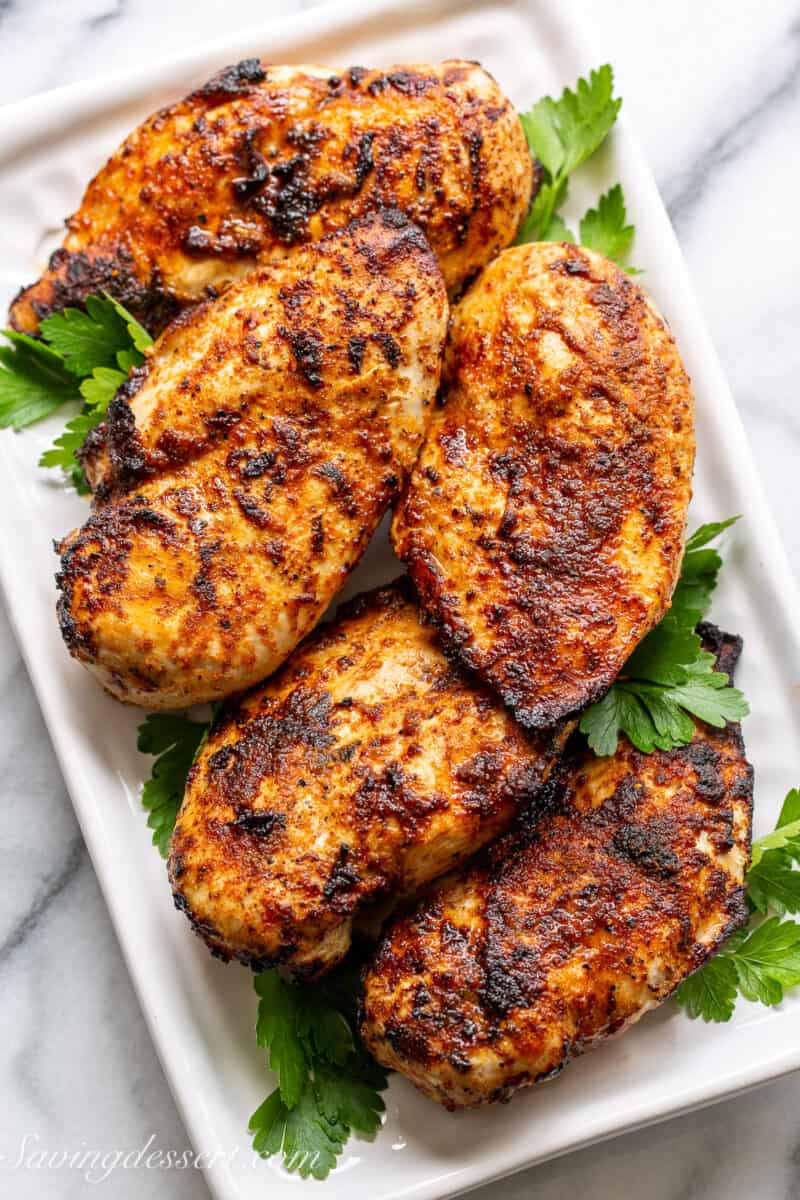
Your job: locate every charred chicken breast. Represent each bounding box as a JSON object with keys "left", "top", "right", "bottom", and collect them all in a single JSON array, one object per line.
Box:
[
  {"left": 169, "top": 580, "right": 570, "bottom": 978},
  {"left": 392, "top": 242, "right": 695, "bottom": 730},
  {"left": 10, "top": 59, "right": 533, "bottom": 335},
  {"left": 360, "top": 627, "right": 752, "bottom": 1109},
  {"left": 57, "top": 212, "right": 447, "bottom": 708}
]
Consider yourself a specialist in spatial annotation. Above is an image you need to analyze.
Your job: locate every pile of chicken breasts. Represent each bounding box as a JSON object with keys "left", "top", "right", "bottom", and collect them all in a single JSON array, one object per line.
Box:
[{"left": 18, "top": 58, "right": 751, "bottom": 1110}]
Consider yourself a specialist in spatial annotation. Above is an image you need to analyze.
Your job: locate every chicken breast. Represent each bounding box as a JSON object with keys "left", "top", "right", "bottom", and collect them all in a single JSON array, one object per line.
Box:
[
  {"left": 360, "top": 626, "right": 752, "bottom": 1109},
  {"left": 168, "top": 580, "right": 570, "bottom": 978},
  {"left": 10, "top": 59, "right": 533, "bottom": 335},
  {"left": 56, "top": 212, "right": 447, "bottom": 708},
  {"left": 392, "top": 242, "right": 695, "bottom": 730}
]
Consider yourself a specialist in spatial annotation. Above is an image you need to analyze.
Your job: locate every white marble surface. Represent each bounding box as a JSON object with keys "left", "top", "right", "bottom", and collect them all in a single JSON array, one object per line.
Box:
[{"left": 1, "top": 1, "right": 799, "bottom": 1197}]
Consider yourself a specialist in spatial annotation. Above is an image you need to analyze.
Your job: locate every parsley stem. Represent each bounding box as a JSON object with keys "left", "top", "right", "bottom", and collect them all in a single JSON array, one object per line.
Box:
[{"left": 751, "top": 817, "right": 800, "bottom": 867}]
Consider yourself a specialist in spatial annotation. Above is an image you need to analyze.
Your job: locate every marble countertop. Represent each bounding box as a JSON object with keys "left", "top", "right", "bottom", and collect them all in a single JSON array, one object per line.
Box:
[{"left": 1, "top": 1, "right": 798, "bottom": 1197}]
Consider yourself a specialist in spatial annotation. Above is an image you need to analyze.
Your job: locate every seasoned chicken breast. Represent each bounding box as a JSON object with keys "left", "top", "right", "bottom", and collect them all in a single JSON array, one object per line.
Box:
[
  {"left": 10, "top": 59, "right": 533, "bottom": 335},
  {"left": 360, "top": 626, "right": 752, "bottom": 1110},
  {"left": 392, "top": 242, "right": 695, "bottom": 730},
  {"left": 56, "top": 212, "right": 447, "bottom": 708},
  {"left": 168, "top": 580, "right": 570, "bottom": 978}
]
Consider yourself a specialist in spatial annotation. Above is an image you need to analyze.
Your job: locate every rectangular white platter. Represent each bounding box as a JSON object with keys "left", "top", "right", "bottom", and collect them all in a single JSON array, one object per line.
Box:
[{"left": 1, "top": 1, "right": 799, "bottom": 1198}]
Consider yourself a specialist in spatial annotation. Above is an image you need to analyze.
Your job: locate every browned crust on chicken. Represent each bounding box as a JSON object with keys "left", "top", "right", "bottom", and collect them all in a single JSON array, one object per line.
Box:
[
  {"left": 56, "top": 212, "right": 448, "bottom": 708},
  {"left": 392, "top": 242, "right": 695, "bottom": 730},
  {"left": 168, "top": 579, "right": 570, "bottom": 978},
  {"left": 360, "top": 627, "right": 752, "bottom": 1109},
  {"left": 10, "top": 59, "right": 533, "bottom": 334}
]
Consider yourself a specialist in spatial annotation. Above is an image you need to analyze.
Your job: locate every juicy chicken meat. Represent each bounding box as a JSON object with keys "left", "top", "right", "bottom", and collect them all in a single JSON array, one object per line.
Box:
[
  {"left": 392, "top": 242, "right": 695, "bottom": 730},
  {"left": 168, "top": 580, "right": 570, "bottom": 978},
  {"left": 10, "top": 59, "right": 533, "bottom": 335},
  {"left": 360, "top": 626, "right": 753, "bottom": 1110},
  {"left": 56, "top": 213, "right": 447, "bottom": 708}
]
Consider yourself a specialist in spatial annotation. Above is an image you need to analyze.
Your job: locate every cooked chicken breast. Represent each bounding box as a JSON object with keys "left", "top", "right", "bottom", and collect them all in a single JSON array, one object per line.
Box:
[
  {"left": 56, "top": 213, "right": 447, "bottom": 708},
  {"left": 169, "top": 580, "right": 570, "bottom": 978},
  {"left": 392, "top": 242, "right": 695, "bottom": 730},
  {"left": 10, "top": 59, "right": 532, "bottom": 335},
  {"left": 360, "top": 626, "right": 752, "bottom": 1110}
]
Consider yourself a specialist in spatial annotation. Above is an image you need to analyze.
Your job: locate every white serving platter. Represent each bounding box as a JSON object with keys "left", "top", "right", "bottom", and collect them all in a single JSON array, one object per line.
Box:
[{"left": 1, "top": 1, "right": 799, "bottom": 1197}]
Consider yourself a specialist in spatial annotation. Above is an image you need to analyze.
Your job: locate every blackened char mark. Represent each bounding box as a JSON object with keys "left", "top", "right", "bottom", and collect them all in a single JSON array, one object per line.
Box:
[
  {"left": 367, "top": 70, "right": 437, "bottom": 97},
  {"left": 322, "top": 844, "right": 362, "bottom": 911},
  {"left": 351, "top": 131, "right": 376, "bottom": 190},
  {"left": 130, "top": 507, "right": 176, "bottom": 534},
  {"left": 354, "top": 763, "right": 446, "bottom": 829},
  {"left": 192, "top": 536, "right": 221, "bottom": 611},
  {"left": 286, "top": 123, "right": 329, "bottom": 154},
  {"left": 204, "top": 408, "right": 243, "bottom": 435},
  {"left": 193, "top": 58, "right": 267, "bottom": 100},
  {"left": 372, "top": 331, "right": 401, "bottom": 368},
  {"left": 182, "top": 223, "right": 262, "bottom": 260},
  {"left": 682, "top": 741, "right": 725, "bottom": 805},
  {"left": 104, "top": 364, "right": 152, "bottom": 490},
  {"left": 241, "top": 127, "right": 376, "bottom": 243},
  {"left": 610, "top": 822, "right": 680, "bottom": 877},
  {"left": 229, "top": 809, "right": 287, "bottom": 837},
  {"left": 348, "top": 336, "right": 366, "bottom": 374},
  {"left": 239, "top": 450, "right": 277, "bottom": 479},
  {"left": 313, "top": 461, "right": 357, "bottom": 516},
  {"left": 480, "top": 961, "right": 529, "bottom": 1016},
  {"left": 279, "top": 325, "right": 324, "bottom": 389},
  {"left": 234, "top": 489, "right": 273, "bottom": 530},
  {"left": 10, "top": 246, "right": 179, "bottom": 338},
  {"left": 232, "top": 127, "right": 270, "bottom": 201},
  {"left": 248, "top": 154, "right": 321, "bottom": 244},
  {"left": 698, "top": 621, "right": 743, "bottom": 681},
  {"left": 209, "top": 688, "right": 335, "bottom": 807},
  {"left": 311, "top": 514, "right": 325, "bottom": 555}
]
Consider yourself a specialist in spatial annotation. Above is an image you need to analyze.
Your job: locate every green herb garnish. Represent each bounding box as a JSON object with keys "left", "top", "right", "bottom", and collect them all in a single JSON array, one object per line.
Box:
[
  {"left": 0, "top": 332, "right": 77, "bottom": 428},
  {"left": 578, "top": 183, "right": 637, "bottom": 267},
  {"left": 518, "top": 64, "right": 637, "bottom": 270},
  {"left": 137, "top": 712, "right": 213, "bottom": 857},
  {"left": 250, "top": 967, "right": 387, "bottom": 1179},
  {"left": 0, "top": 295, "right": 152, "bottom": 491},
  {"left": 580, "top": 519, "right": 749, "bottom": 756},
  {"left": 676, "top": 788, "right": 800, "bottom": 1021}
]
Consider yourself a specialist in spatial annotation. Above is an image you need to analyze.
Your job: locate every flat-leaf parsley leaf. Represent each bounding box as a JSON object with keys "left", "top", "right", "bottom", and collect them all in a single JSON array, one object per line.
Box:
[
  {"left": 676, "top": 786, "right": 800, "bottom": 1021},
  {"left": 137, "top": 712, "right": 212, "bottom": 857},
  {"left": 579, "top": 184, "right": 636, "bottom": 269},
  {"left": 0, "top": 332, "right": 77, "bottom": 429},
  {"left": 518, "top": 64, "right": 621, "bottom": 241},
  {"left": 580, "top": 518, "right": 748, "bottom": 756},
  {"left": 250, "top": 968, "right": 386, "bottom": 1180},
  {"left": 517, "top": 66, "right": 636, "bottom": 269},
  {"left": 0, "top": 294, "right": 152, "bottom": 492}
]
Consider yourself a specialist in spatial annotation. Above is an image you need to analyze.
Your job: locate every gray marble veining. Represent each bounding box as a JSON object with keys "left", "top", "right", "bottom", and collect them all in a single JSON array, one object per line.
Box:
[
  {"left": 0, "top": 2, "right": 798, "bottom": 1198},
  {"left": 660, "top": 15, "right": 800, "bottom": 229}
]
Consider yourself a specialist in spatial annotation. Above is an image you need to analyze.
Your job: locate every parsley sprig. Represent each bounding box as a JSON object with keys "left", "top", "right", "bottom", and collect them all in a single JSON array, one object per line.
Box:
[
  {"left": 580, "top": 519, "right": 749, "bottom": 757},
  {"left": 0, "top": 295, "right": 151, "bottom": 491},
  {"left": 518, "top": 64, "right": 637, "bottom": 270},
  {"left": 0, "top": 333, "right": 76, "bottom": 428},
  {"left": 250, "top": 967, "right": 387, "bottom": 1179},
  {"left": 578, "top": 184, "right": 636, "bottom": 267},
  {"left": 137, "top": 711, "right": 215, "bottom": 856},
  {"left": 676, "top": 788, "right": 800, "bottom": 1021}
]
